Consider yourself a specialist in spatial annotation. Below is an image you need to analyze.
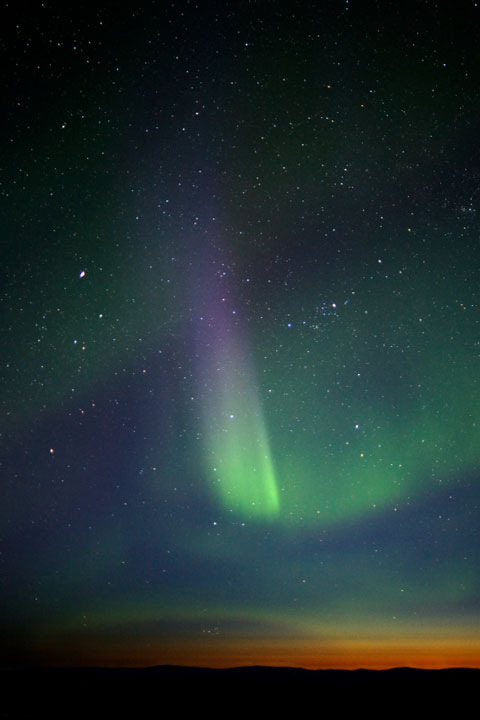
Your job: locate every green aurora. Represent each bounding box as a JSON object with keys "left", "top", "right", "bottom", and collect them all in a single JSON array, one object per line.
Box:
[{"left": 2, "top": 0, "right": 480, "bottom": 672}]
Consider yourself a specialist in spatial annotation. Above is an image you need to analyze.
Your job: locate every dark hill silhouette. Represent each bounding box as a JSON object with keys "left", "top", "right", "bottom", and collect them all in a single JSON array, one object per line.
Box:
[{"left": 1, "top": 665, "right": 478, "bottom": 717}]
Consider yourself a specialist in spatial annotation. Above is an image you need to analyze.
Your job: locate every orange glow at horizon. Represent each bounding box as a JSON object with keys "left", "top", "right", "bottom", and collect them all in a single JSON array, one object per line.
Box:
[{"left": 33, "top": 631, "right": 480, "bottom": 670}]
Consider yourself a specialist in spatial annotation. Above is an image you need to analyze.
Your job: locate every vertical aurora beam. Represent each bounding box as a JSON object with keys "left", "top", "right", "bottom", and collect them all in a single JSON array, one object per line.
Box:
[
  {"left": 196, "top": 262, "right": 279, "bottom": 520},
  {"left": 205, "top": 332, "right": 280, "bottom": 518}
]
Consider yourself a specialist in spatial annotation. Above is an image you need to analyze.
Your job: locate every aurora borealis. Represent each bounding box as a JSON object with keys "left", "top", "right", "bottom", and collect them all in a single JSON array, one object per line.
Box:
[
  {"left": 197, "top": 250, "right": 280, "bottom": 518},
  {"left": 2, "top": 1, "right": 480, "bottom": 670}
]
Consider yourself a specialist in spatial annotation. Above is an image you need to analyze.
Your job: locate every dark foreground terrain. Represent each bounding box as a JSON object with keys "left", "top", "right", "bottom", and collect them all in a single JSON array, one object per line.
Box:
[{"left": 1, "top": 666, "right": 478, "bottom": 717}]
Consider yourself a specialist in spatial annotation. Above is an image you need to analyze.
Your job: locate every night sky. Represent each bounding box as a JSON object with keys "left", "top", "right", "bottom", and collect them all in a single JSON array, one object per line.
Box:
[{"left": 2, "top": 1, "right": 480, "bottom": 669}]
